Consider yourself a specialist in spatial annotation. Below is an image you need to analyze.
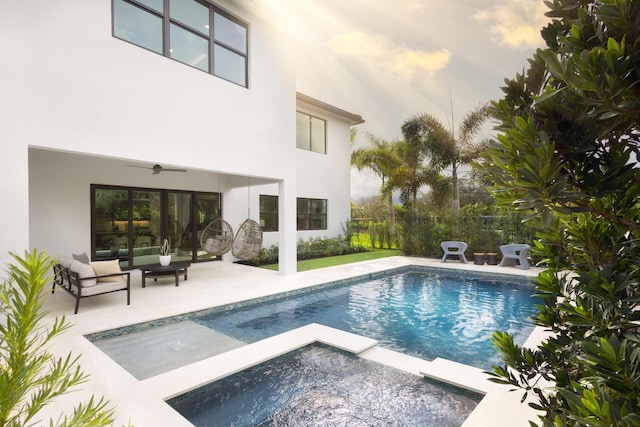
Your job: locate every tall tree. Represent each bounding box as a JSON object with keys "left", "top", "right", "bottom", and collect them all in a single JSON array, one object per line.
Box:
[
  {"left": 479, "top": 0, "right": 640, "bottom": 425},
  {"left": 392, "top": 114, "right": 450, "bottom": 223},
  {"left": 397, "top": 105, "right": 492, "bottom": 222},
  {"left": 351, "top": 134, "right": 401, "bottom": 225},
  {"left": 444, "top": 104, "right": 493, "bottom": 216}
]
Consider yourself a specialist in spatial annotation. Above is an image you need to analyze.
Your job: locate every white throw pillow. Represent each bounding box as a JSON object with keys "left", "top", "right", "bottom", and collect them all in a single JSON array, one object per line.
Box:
[
  {"left": 68, "top": 260, "right": 97, "bottom": 287},
  {"left": 90, "top": 260, "right": 124, "bottom": 282}
]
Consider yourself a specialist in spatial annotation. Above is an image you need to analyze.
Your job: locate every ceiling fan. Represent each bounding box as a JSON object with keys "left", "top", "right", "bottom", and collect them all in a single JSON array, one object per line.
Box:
[{"left": 128, "top": 164, "right": 188, "bottom": 174}]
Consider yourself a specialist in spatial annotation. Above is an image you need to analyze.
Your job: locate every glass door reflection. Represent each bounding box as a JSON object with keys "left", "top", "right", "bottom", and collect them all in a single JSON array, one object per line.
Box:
[
  {"left": 132, "top": 190, "right": 161, "bottom": 266},
  {"left": 167, "top": 191, "right": 193, "bottom": 262},
  {"left": 195, "top": 193, "right": 220, "bottom": 261}
]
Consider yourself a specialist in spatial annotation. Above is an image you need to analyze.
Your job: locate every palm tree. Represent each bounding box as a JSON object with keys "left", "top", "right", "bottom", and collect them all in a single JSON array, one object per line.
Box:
[
  {"left": 351, "top": 134, "right": 401, "bottom": 225},
  {"left": 443, "top": 103, "right": 493, "bottom": 216},
  {"left": 399, "top": 105, "right": 492, "bottom": 220},
  {"left": 391, "top": 115, "right": 450, "bottom": 223}
]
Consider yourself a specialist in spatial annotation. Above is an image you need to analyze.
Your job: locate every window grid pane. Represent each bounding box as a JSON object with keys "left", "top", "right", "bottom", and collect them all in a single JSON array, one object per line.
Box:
[
  {"left": 214, "top": 12, "right": 247, "bottom": 54},
  {"left": 170, "top": 0, "right": 209, "bottom": 34},
  {"left": 214, "top": 44, "right": 246, "bottom": 86},
  {"left": 259, "top": 195, "right": 278, "bottom": 232},
  {"left": 113, "top": 0, "right": 163, "bottom": 54},
  {"left": 170, "top": 24, "right": 209, "bottom": 71},
  {"left": 296, "top": 113, "right": 311, "bottom": 150},
  {"left": 296, "top": 198, "right": 327, "bottom": 230},
  {"left": 296, "top": 112, "right": 326, "bottom": 154},
  {"left": 311, "top": 117, "right": 326, "bottom": 153},
  {"left": 138, "top": 0, "right": 163, "bottom": 12}
]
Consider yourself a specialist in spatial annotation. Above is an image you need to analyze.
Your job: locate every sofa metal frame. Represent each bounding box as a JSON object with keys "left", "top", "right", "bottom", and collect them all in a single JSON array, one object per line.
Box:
[{"left": 52, "top": 263, "right": 131, "bottom": 314}]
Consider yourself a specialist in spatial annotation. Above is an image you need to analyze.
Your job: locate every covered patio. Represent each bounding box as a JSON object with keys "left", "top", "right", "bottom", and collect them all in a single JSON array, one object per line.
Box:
[{"left": 28, "top": 148, "right": 299, "bottom": 274}]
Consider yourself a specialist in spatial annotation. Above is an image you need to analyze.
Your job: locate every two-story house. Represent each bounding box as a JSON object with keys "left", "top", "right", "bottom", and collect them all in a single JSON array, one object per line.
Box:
[{"left": 0, "top": 0, "right": 363, "bottom": 274}]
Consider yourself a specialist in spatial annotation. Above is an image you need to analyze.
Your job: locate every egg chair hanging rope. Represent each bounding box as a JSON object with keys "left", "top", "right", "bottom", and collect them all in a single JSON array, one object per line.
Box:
[
  {"left": 200, "top": 176, "right": 234, "bottom": 256},
  {"left": 232, "top": 179, "right": 263, "bottom": 260}
]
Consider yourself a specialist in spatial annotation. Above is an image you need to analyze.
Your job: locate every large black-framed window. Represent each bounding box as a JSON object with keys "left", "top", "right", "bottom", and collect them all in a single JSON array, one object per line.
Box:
[
  {"left": 91, "top": 184, "right": 222, "bottom": 268},
  {"left": 259, "top": 195, "right": 278, "bottom": 232},
  {"left": 112, "top": 0, "right": 248, "bottom": 87},
  {"left": 296, "top": 112, "right": 326, "bottom": 153},
  {"left": 297, "top": 198, "right": 327, "bottom": 230}
]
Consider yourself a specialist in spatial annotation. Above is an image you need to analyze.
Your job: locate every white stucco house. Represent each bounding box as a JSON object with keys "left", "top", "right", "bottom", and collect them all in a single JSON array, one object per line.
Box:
[{"left": 0, "top": 0, "right": 363, "bottom": 274}]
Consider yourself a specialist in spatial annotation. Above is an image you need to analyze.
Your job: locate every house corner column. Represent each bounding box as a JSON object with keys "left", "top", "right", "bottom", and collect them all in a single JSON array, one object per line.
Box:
[
  {"left": 1, "top": 143, "right": 29, "bottom": 270},
  {"left": 278, "top": 179, "right": 297, "bottom": 275}
]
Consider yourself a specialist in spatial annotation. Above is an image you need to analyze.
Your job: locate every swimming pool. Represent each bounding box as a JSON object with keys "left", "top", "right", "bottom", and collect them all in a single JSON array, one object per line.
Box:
[
  {"left": 90, "top": 267, "right": 537, "bottom": 377},
  {"left": 192, "top": 270, "right": 536, "bottom": 370}
]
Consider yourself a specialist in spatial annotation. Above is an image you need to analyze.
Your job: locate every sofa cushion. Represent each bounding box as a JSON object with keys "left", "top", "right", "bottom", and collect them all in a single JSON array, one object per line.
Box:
[
  {"left": 58, "top": 256, "right": 75, "bottom": 269},
  {"left": 72, "top": 252, "right": 90, "bottom": 264},
  {"left": 81, "top": 279, "right": 128, "bottom": 296},
  {"left": 90, "top": 260, "right": 124, "bottom": 282},
  {"left": 68, "top": 260, "right": 97, "bottom": 287}
]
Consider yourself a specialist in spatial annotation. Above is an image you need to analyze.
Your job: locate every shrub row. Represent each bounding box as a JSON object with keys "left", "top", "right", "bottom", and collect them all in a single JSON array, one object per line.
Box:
[{"left": 243, "top": 236, "right": 366, "bottom": 266}]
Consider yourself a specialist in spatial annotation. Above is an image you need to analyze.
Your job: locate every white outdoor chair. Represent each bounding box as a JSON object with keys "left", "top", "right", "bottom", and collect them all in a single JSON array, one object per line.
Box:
[
  {"left": 499, "top": 244, "right": 531, "bottom": 269},
  {"left": 440, "top": 241, "right": 468, "bottom": 264}
]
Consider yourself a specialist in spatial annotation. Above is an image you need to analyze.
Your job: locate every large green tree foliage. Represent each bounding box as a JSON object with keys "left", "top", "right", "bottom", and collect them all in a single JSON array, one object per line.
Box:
[
  {"left": 479, "top": 0, "right": 640, "bottom": 425},
  {"left": 0, "top": 250, "right": 115, "bottom": 427},
  {"left": 394, "top": 106, "right": 491, "bottom": 224},
  {"left": 392, "top": 114, "right": 450, "bottom": 223},
  {"left": 351, "top": 134, "right": 401, "bottom": 226},
  {"left": 439, "top": 104, "right": 493, "bottom": 216}
]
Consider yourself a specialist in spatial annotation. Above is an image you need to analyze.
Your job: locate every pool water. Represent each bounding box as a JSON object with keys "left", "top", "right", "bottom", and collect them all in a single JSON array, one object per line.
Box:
[
  {"left": 168, "top": 344, "right": 482, "bottom": 427},
  {"left": 193, "top": 271, "right": 537, "bottom": 369}
]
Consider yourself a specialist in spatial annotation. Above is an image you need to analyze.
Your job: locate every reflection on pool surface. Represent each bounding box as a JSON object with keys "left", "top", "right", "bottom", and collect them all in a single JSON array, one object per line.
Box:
[
  {"left": 168, "top": 344, "right": 482, "bottom": 427},
  {"left": 192, "top": 270, "right": 537, "bottom": 370}
]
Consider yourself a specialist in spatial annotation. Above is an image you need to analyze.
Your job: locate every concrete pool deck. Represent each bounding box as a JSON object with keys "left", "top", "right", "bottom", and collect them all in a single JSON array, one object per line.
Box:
[{"left": 39, "top": 256, "right": 547, "bottom": 426}]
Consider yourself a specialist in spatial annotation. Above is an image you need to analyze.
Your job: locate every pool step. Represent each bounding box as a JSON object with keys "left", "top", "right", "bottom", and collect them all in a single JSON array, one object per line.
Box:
[{"left": 142, "top": 323, "right": 378, "bottom": 400}]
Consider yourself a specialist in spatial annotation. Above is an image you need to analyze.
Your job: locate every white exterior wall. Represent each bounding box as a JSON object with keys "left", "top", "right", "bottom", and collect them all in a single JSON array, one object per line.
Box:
[
  {"left": 295, "top": 106, "right": 354, "bottom": 242},
  {"left": 257, "top": 106, "right": 354, "bottom": 250},
  {"left": 0, "top": 1, "right": 359, "bottom": 272}
]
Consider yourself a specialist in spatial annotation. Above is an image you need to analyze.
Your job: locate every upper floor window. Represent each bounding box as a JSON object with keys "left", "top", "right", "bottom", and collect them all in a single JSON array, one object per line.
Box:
[
  {"left": 259, "top": 195, "right": 278, "bottom": 232},
  {"left": 297, "top": 198, "right": 327, "bottom": 230},
  {"left": 113, "top": 0, "right": 248, "bottom": 87},
  {"left": 296, "top": 112, "right": 326, "bottom": 153}
]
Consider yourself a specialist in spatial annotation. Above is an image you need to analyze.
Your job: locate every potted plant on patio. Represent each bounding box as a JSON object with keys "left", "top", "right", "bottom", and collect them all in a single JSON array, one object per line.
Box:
[{"left": 159, "top": 238, "right": 171, "bottom": 266}]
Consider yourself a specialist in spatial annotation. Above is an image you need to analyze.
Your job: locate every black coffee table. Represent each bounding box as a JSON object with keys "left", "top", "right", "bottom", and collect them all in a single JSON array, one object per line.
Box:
[{"left": 141, "top": 261, "right": 191, "bottom": 287}]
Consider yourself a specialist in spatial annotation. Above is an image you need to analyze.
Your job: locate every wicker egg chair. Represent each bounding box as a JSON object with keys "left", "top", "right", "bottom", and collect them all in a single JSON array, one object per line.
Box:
[
  {"left": 232, "top": 218, "right": 263, "bottom": 260},
  {"left": 200, "top": 219, "right": 234, "bottom": 256}
]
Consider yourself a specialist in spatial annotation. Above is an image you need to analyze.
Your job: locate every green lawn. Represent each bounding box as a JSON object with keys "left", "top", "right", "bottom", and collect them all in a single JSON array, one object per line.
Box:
[{"left": 260, "top": 249, "right": 402, "bottom": 272}]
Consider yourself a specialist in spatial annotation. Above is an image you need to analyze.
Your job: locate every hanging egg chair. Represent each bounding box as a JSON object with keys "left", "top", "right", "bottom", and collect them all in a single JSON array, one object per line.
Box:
[
  {"left": 200, "top": 218, "right": 234, "bottom": 256},
  {"left": 232, "top": 218, "right": 263, "bottom": 261}
]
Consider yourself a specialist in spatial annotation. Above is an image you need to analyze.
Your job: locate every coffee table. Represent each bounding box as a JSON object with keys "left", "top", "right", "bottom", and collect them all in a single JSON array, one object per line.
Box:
[{"left": 141, "top": 261, "right": 191, "bottom": 287}]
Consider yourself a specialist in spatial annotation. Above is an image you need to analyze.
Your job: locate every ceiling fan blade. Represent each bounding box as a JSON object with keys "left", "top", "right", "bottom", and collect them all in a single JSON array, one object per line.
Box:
[
  {"left": 159, "top": 167, "right": 188, "bottom": 173},
  {"left": 127, "top": 164, "right": 187, "bottom": 173}
]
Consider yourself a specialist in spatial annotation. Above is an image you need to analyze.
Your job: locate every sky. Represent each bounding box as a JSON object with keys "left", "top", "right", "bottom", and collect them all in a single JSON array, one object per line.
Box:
[{"left": 270, "top": 0, "right": 552, "bottom": 200}]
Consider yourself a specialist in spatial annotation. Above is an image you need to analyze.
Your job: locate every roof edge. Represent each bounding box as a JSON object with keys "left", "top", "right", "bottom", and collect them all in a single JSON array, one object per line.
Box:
[{"left": 296, "top": 92, "right": 365, "bottom": 125}]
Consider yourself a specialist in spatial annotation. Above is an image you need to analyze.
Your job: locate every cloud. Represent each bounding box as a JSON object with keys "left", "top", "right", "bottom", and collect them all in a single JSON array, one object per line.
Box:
[
  {"left": 405, "top": 1, "right": 426, "bottom": 13},
  {"left": 474, "top": 0, "right": 548, "bottom": 49},
  {"left": 328, "top": 31, "right": 451, "bottom": 82}
]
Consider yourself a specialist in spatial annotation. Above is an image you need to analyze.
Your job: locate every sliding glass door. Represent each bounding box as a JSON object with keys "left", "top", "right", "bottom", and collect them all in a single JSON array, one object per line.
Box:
[
  {"left": 195, "top": 193, "right": 220, "bottom": 261},
  {"left": 92, "top": 185, "right": 220, "bottom": 268},
  {"left": 132, "top": 190, "right": 162, "bottom": 266},
  {"left": 93, "top": 187, "right": 130, "bottom": 265},
  {"left": 167, "top": 191, "right": 193, "bottom": 263}
]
